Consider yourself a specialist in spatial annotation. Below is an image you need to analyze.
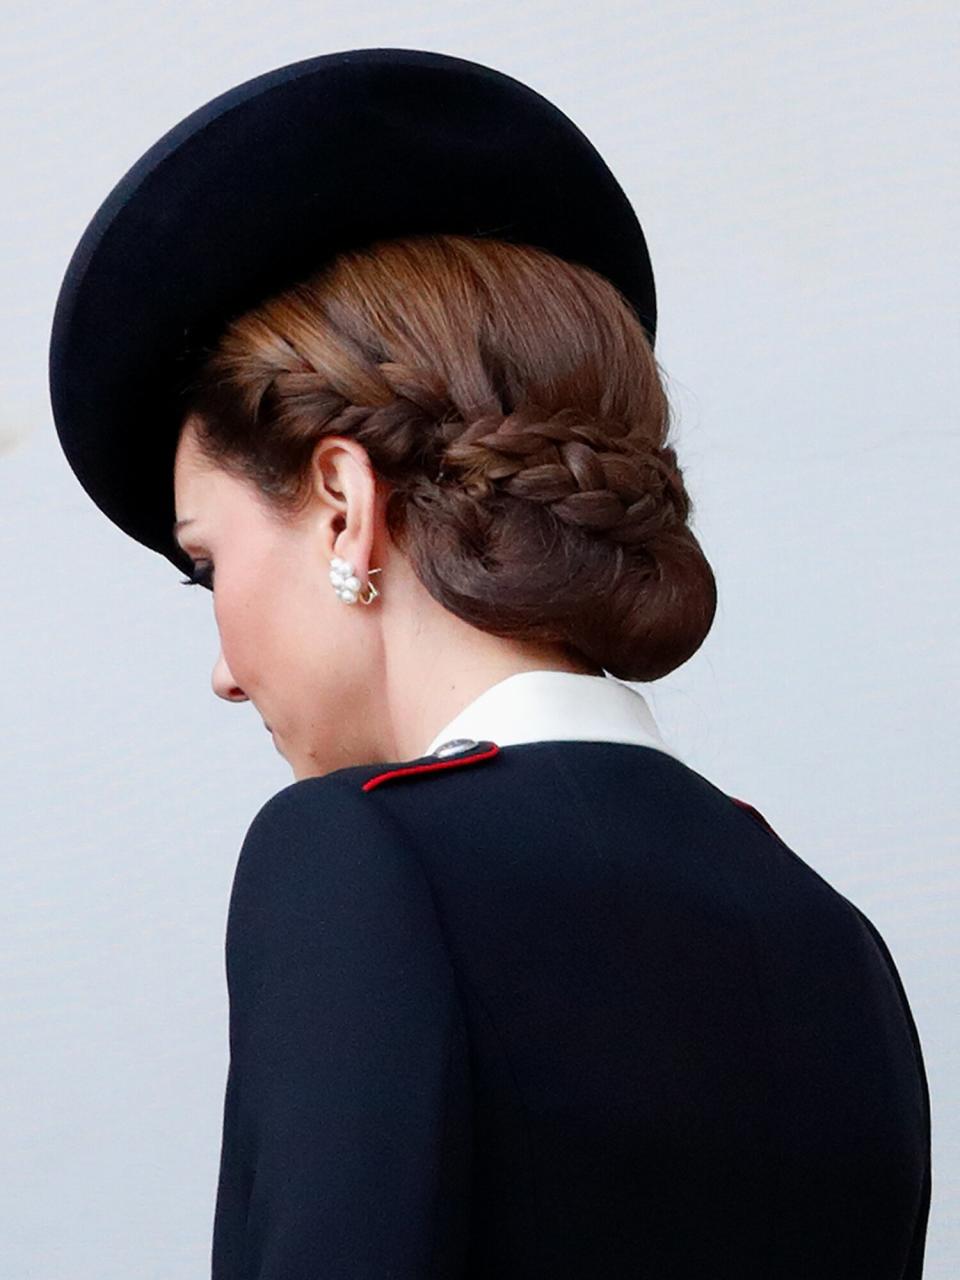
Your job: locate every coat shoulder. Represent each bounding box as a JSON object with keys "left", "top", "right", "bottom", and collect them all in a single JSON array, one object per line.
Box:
[
  {"left": 227, "top": 767, "right": 462, "bottom": 1000},
  {"left": 228, "top": 740, "right": 501, "bottom": 933}
]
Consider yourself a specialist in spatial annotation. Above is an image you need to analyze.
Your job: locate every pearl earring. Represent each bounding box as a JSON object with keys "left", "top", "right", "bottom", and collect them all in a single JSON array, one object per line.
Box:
[{"left": 330, "top": 555, "right": 382, "bottom": 605}]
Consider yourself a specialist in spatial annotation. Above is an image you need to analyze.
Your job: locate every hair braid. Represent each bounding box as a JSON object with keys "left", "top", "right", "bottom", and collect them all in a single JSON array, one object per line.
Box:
[{"left": 179, "top": 232, "right": 716, "bottom": 680}]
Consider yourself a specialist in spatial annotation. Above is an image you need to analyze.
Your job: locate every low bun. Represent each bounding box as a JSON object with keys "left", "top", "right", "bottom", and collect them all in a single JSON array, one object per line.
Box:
[
  {"left": 391, "top": 408, "right": 716, "bottom": 681},
  {"left": 180, "top": 233, "right": 717, "bottom": 681}
]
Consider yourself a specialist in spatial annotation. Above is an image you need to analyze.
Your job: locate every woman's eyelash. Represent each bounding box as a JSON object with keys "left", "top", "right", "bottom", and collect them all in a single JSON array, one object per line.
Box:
[{"left": 180, "top": 561, "right": 214, "bottom": 590}]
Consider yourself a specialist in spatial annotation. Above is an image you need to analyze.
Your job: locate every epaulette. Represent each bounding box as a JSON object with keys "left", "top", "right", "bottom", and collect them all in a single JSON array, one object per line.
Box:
[{"left": 360, "top": 738, "right": 501, "bottom": 792}]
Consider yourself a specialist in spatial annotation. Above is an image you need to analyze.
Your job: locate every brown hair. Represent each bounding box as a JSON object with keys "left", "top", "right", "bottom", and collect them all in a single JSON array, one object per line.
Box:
[{"left": 178, "top": 233, "right": 716, "bottom": 681}]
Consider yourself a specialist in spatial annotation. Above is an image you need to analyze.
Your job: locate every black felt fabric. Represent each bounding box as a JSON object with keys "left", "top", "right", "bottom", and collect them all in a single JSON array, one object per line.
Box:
[{"left": 48, "top": 48, "right": 657, "bottom": 582}]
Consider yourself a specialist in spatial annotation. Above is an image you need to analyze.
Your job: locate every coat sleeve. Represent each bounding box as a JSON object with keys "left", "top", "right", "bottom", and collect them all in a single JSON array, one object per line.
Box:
[
  {"left": 211, "top": 777, "right": 473, "bottom": 1279},
  {"left": 848, "top": 902, "right": 932, "bottom": 1279}
]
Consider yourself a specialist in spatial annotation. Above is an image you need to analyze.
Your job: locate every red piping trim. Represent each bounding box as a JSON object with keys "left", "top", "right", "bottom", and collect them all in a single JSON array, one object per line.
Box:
[
  {"left": 729, "top": 795, "right": 779, "bottom": 837},
  {"left": 361, "top": 742, "right": 501, "bottom": 791}
]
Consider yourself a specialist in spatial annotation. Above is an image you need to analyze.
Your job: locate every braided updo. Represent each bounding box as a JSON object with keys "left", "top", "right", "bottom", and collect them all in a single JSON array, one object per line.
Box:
[{"left": 177, "top": 233, "right": 716, "bottom": 681}]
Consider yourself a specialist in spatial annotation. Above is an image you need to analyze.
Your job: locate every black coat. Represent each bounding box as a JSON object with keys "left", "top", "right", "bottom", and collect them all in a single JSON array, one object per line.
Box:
[{"left": 211, "top": 738, "right": 931, "bottom": 1278}]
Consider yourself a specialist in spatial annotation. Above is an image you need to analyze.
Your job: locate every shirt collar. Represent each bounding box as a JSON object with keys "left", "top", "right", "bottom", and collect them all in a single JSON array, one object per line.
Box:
[{"left": 421, "top": 669, "right": 680, "bottom": 761}]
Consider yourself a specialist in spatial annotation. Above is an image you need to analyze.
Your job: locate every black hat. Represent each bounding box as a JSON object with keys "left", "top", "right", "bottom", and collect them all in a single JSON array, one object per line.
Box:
[{"left": 48, "top": 47, "right": 657, "bottom": 581}]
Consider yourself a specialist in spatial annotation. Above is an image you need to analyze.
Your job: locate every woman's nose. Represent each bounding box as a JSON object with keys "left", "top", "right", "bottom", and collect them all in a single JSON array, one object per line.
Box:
[{"left": 212, "top": 650, "right": 248, "bottom": 702}]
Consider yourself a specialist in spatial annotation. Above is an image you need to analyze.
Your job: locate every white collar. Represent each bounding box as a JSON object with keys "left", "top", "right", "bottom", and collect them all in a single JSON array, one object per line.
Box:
[{"left": 422, "top": 668, "right": 680, "bottom": 761}]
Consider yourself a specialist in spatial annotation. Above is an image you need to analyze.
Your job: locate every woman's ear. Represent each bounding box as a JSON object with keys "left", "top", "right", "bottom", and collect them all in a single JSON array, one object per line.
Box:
[{"left": 311, "top": 437, "right": 380, "bottom": 578}]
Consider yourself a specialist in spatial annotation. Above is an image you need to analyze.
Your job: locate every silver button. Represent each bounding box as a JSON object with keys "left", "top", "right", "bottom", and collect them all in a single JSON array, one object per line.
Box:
[{"left": 433, "top": 737, "right": 479, "bottom": 758}]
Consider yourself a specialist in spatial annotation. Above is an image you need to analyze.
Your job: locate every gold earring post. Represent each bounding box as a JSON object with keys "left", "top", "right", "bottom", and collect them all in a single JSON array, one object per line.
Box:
[{"left": 360, "top": 566, "right": 382, "bottom": 605}]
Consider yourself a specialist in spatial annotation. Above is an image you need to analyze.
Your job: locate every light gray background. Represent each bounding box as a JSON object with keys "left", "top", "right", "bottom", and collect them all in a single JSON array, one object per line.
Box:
[{"left": 2, "top": 3, "right": 956, "bottom": 1275}]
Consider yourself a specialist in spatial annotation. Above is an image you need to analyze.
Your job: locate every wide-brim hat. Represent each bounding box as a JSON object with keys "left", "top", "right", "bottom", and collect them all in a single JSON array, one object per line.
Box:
[{"left": 48, "top": 46, "right": 657, "bottom": 581}]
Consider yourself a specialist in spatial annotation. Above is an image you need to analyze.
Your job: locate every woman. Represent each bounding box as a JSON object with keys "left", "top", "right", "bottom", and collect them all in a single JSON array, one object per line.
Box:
[{"left": 50, "top": 48, "right": 930, "bottom": 1279}]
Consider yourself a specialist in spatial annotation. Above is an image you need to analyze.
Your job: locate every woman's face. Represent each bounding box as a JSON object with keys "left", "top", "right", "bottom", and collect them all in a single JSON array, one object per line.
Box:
[{"left": 172, "top": 419, "right": 387, "bottom": 778}]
